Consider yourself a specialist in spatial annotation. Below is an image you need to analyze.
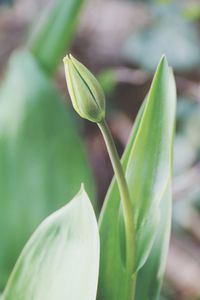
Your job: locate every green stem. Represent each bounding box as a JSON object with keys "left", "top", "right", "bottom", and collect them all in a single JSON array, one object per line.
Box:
[
  {"left": 98, "top": 119, "right": 135, "bottom": 275},
  {"left": 29, "top": 0, "right": 84, "bottom": 76}
]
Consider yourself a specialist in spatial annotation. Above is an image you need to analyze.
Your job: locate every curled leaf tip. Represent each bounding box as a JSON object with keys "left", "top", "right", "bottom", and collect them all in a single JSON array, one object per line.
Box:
[
  {"left": 80, "top": 182, "right": 85, "bottom": 192},
  {"left": 159, "top": 54, "right": 169, "bottom": 68}
]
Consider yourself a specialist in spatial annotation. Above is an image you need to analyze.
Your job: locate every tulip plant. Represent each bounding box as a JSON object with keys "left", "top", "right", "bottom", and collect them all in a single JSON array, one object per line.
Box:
[{"left": 1, "top": 53, "right": 176, "bottom": 300}]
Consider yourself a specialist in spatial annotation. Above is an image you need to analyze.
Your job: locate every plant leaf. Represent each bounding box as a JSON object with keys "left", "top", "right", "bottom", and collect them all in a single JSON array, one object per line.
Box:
[
  {"left": 135, "top": 182, "right": 172, "bottom": 300},
  {"left": 127, "top": 59, "right": 176, "bottom": 271},
  {"left": 97, "top": 57, "right": 176, "bottom": 300},
  {"left": 2, "top": 186, "right": 99, "bottom": 300},
  {"left": 30, "top": 0, "right": 84, "bottom": 75},
  {"left": 0, "top": 50, "right": 96, "bottom": 290}
]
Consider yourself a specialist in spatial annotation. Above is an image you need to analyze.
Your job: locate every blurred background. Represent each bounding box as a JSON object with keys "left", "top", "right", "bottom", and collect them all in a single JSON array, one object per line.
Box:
[{"left": 0, "top": 0, "right": 200, "bottom": 299}]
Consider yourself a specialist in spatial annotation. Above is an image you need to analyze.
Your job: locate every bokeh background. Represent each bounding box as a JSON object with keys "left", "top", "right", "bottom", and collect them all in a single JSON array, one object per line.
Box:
[{"left": 0, "top": 0, "right": 200, "bottom": 299}]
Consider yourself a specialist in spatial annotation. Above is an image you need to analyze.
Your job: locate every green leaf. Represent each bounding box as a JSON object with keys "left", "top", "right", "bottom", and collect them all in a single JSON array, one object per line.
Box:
[
  {"left": 97, "top": 57, "right": 176, "bottom": 300},
  {"left": 2, "top": 186, "right": 99, "bottom": 300},
  {"left": 135, "top": 67, "right": 175, "bottom": 299},
  {"left": 0, "top": 50, "right": 96, "bottom": 290},
  {"left": 30, "top": 0, "right": 84, "bottom": 75},
  {"left": 135, "top": 183, "right": 172, "bottom": 300},
  {"left": 126, "top": 59, "right": 176, "bottom": 271}
]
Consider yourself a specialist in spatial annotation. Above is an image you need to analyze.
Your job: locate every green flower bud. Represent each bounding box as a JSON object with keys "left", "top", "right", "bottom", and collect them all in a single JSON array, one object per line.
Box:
[{"left": 63, "top": 54, "right": 105, "bottom": 123}]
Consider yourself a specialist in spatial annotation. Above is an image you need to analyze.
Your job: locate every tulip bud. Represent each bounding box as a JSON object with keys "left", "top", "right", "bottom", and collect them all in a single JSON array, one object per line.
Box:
[{"left": 63, "top": 54, "right": 105, "bottom": 123}]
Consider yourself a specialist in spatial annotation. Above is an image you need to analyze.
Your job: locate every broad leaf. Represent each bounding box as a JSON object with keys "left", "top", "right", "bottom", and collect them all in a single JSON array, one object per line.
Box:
[
  {"left": 0, "top": 51, "right": 96, "bottom": 290},
  {"left": 97, "top": 57, "right": 176, "bottom": 300},
  {"left": 135, "top": 74, "right": 175, "bottom": 298},
  {"left": 2, "top": 187, "right": 99, "bottom": 300},
  {"left": 126, "top": 61, "right": 176, "bottom": 271}
]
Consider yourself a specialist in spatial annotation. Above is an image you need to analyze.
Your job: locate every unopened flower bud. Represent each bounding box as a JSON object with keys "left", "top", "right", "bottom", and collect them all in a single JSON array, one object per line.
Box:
[{"left": 63, "top": 54, "right": 105, "bottom": 123}]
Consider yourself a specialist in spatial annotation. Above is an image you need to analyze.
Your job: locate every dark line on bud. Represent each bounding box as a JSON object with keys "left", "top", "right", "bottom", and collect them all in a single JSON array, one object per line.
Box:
[{"left": 71, "top": 61, "right": 101, "bottom": 112}]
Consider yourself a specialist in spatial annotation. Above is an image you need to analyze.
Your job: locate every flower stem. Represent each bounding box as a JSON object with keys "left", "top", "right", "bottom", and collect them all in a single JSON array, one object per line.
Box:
[{"left": 98, "top": 119, "right": 135, "bottom": 275}]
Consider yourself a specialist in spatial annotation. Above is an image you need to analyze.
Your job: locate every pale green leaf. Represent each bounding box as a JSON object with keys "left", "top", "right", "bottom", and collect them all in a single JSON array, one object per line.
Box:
[
  {"left": 30, "top": 0, "right": 84, "bottom": 75},
  {"left": 127, "top": 60, "right": 176, "bottom": 271},
  {"left": 97, "top": 56, "right": 176, "bottom": 300},
  {"left": 0, "top": 50, "right": 96, "bottom": 290},
  {"left": 0, "top": 0, "right": 93, "bottom": 289},
  {"left": 135, "top": 182, "right": 172, "bottom": 300},
  {"left": 2, "top": 187, "right": 99, "bottom": 300}
]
